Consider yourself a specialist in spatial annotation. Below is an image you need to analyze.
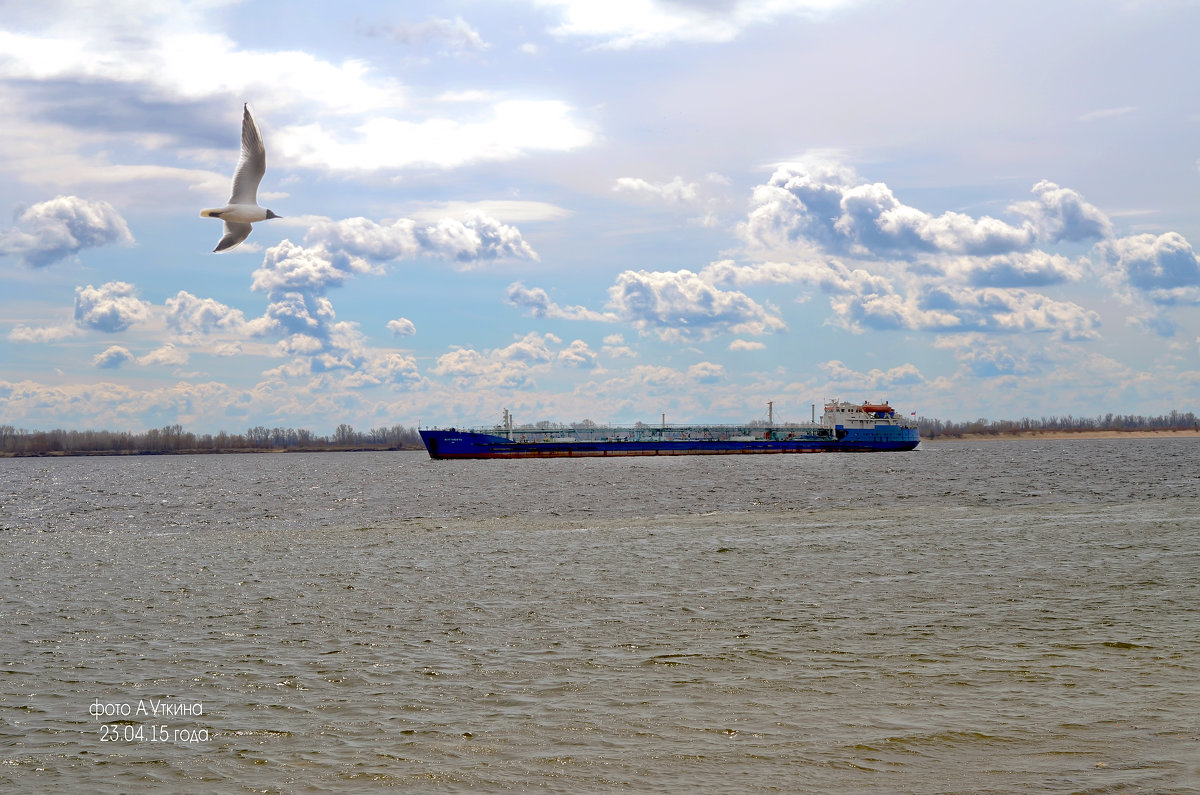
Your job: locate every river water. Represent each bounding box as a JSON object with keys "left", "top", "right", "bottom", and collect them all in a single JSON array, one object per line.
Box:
[{"left": 1, "top": 440, "right": 1198, "bottom": 793}]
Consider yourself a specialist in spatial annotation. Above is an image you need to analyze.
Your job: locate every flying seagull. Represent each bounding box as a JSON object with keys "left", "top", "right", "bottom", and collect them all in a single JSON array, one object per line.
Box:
[{"left": 200, "top": 103, "right": 281, "bottom": 252}]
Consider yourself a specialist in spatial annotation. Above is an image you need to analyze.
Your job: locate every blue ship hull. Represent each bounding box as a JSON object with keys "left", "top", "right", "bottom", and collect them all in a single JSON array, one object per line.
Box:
[{"left": 420, "top": 426, "right": 919, "bottom": 459}]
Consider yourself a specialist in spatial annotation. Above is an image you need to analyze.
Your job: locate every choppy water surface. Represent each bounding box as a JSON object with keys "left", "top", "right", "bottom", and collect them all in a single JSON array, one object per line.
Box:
[{"left": 2, "top": 440, "right": 1198, "bottom": 792}]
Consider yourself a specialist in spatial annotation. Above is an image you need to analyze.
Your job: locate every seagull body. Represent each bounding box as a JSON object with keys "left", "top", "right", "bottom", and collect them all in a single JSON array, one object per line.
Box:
[{"left": 201, "top": 103, "right": 281, "bottom": 252}]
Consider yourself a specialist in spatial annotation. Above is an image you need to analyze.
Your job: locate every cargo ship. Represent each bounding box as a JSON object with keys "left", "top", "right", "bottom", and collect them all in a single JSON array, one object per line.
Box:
[{"left": 420, "top": 400, "right": 919, "bottom": 459}]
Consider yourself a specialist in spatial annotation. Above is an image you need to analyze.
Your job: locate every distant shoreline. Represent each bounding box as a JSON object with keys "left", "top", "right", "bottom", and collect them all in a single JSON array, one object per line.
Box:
[
  {"left": 0, "top": 445, "right": 425, "bottom": 459},
  {"left": 924, "top": 428, "right": 1200, "bottom": 442}
]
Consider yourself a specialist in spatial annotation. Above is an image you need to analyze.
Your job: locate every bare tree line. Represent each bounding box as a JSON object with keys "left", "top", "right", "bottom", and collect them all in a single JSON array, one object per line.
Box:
[
  {"left": 2, "top": 409, "right": 1197, "bottom": 455},
  {"left": 0, "top": 423, "right": 422, "bottom": 456},
  {"left": 918, "top": 410, "right": 1199, "bottom": 439}
]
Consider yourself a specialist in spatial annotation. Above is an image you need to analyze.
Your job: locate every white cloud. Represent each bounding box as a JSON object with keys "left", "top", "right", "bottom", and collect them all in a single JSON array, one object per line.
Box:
[
  {"left": 820, "top": 359, "right": 925, "bottom": 390},
  {"left": 602, "top": 333, "right": 638, "bottom": 358},
  {"left": 405, "top": 200, "right": 571, "bottom": 224},
  {"left": 936, "top": 336, "right": 1040, "bottom": 378},
  {"left": 729, "top": 339, "right": 766, "bottom": 351},
  {"left": 1010, "top": 180, "right": 1112, "bottom": 243},
  {"left": 852, "top": 285, "right": 1084, "bottom": 338},
  {"left": 0, "top": 195, "right": 133, "bottom": 267},
  {"left": 688, "top": 361, "right": 725, "bottom": 383},
  {"left": 420, "top": 213, "right": 540, "bottom": 263},
  {"left": 741, "top": 165, "right": 1111, "bottom": 259},
  {"left": 1102, "top": 232, "right": 1200, "bottom": 305},
  {"left": 0, "top": 376, "right": 253, "bottom": 431},
  {"left": 74, "top": 282, "right": 152, "bottom": 333},
  {"left": 0, "top": 11, "right": 590, "bottom": 201},
  {"left": 139, "top": 343, "right": 189, "bottom": 367},
  {"left": 614, "top": 176, "right": 699, "bottom": 203},
  {"left": 342, "top": 352, "right": 421, "bottom": 388},
  {"left": 537, "top": 0, "right": 860, "bottom": 49},
  {"left": 725, "top": 160, "right": 1126, "bottom": 341},
  {"left": 9, "top": 321, "right": 78, "bottom": 343},
  {"left": 743, "top": 163, "right": 1037, "bottom": 257},
  {"left": 361, "top": 16, "right": 489, "bottom": 54},
  {"left": 916, "top": 285, "right": 1101, "bottom": 339},
  {"left": 703, "top": 257, "right": 895, "bottom": 295},
  {"left": 265, "top": 292, "right": 336, "bottom": 336},
  {"left": 606, "top": 268, "right": 787, "bottom": 341},
  {"left": 243, "top": 235, "right": 442, "bottom": 389},
  {"left": 558, "top": 339, "right": 598, "bottom": 368},
  {"left": 306, "top": 212, "right": 538, "bottom": 265},
  {"left": 251, "top": 241, "right": 358, "bottom": 295},
  {"left": 0, "top": 26, "right": 405, "bottom": 114},
  {"left": 275, "top": 101, "right": 593, "bottom": 172},
  {"left": 387, "top": 318, "right": 417, "bottom": 337},
  {"left": 944, "top": 251, "right": 1088, "bottom": 288},
  {"left": 507, "top": 282, "right": 618, "bottom": 322},
  {"left": 431, "top": 333, "right": 570, "bottom": 388},
  {"left": 165, "top": 291, "right": 274, "bottom": 338},
  {"left": 92, "top": 345, "right": 135, "bottom": 369}
]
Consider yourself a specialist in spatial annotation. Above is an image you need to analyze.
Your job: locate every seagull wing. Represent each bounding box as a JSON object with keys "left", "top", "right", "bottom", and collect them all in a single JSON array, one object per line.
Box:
[
  {"left": 228, "top": 103, "right": 266, "bottom": 205},
  {"left": 214, "top": 221, "right": 253, "bottom": 252}
]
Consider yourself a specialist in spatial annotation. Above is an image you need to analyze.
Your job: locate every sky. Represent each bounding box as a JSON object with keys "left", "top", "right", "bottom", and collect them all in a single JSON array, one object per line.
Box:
[{"left": 2, "top": 0, "right": 1199, "bottom": 434}]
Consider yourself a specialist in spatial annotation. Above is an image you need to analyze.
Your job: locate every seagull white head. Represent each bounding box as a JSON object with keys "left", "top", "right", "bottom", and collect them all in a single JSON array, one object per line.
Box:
[{"left": 200, "top": 103, "right": 282, "bottom": 252}]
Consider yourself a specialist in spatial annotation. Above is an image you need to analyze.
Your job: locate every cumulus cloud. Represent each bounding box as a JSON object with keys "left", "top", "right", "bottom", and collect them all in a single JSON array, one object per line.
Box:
[
  {"left": 688, "top": 361, "right": 725, "bottom": 383},
  {"left": 718, "top": 160, "right": 1139, "bottom": 342},
  {"left": 387, "top": 317, "right": 417, "bottom": 337},
  {"left": 602, "top": 333, "right": 637, "bottom": 358},
  {"left": 507, "top": 282, "right": 618, "bottom": 322},
  {"left": 165, "top": 291, "right": 274, "bottom": 338},
  {"left": 0, "top": 377, "right": 253, "bottom": 431},
  {"left": 341, "top": 352, "right": 421, "bottom": 388},
  {"left": 820, "top": 359, "right": 925, "bottom": 390},
  {"left": 266, "top": 292, "right": 337, "bottom": 337},
  {"left": 1011, "top": 180, "right": 1112, "bottom": 243},
  {"left": 511, "top": 264, "right": 799, "bottom": 342},
  {"left": 832, "top": 282, "right": 1094, "bottom": 339},
  {"left": 9, "top": 321, "right": 78, "bottom": 343},
  {"left": 558, "top": 339, "right": 598, "bottom": 368},
  {"left": 251, "top": 240, "right": 367, "bottom": 295},
  {"left": 1102, "top": 232, "right": 1200, "bottom": 305},
  {"left": 0, "top": 196, "right": 133, "bottom": 267},
  {"left": 703, "top": 257, "right": 896, "bottom": 295},
  {"left": 432, "top": 333, "right": 567, "bottom": 387},
  {"left": 742, "top": 163, "right": 1037, "bottom": 257},
  {"left": 244, "top": 238, "right": 435, "bottom": 387},
  {"left": 605, "top": 269, "right": 787, "bottom": 341},
  {"left": 946, "top": 251, "right": 1087, "bottom": 288},
  {"left": 916, "top": 286, "right": 1101, "bottom": 339},
  {"left": 92, "top": 345, "right": 135, "bottom": 369},
  {"left": 741, "top": 164, "right": 1111, "bottom": 260},
  {"left": 305, "top": 212, "right": 538, "bottom": 266},
  {"left": 138, "top": 342, "right": 188, "bottom": 367},
  {"left": 74, "top": 282, "right": 152, "bottom": 333},
  {"left": 937, "top": 337, "right": 1039, "bottom": 377}
]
